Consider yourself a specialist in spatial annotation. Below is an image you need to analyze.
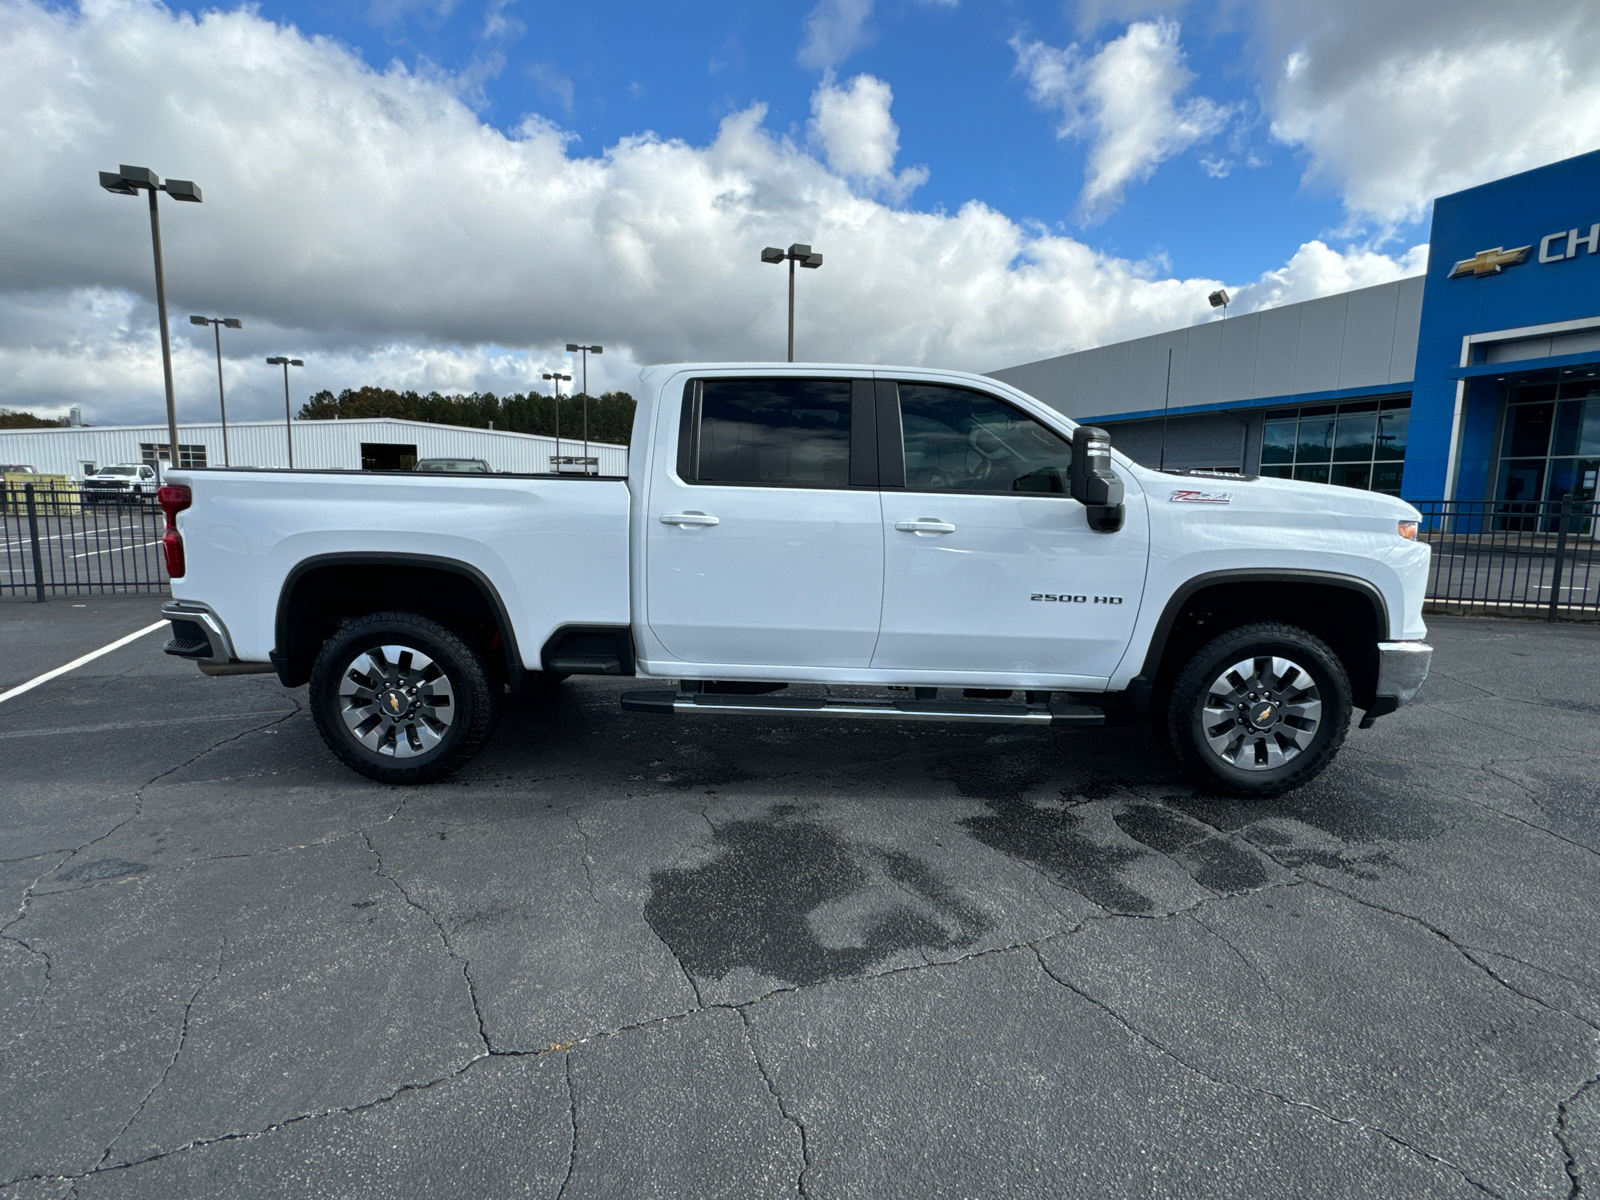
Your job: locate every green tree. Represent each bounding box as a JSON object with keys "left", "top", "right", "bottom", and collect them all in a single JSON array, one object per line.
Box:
[
  {"left": 0, "top": 409, "right": 66, "bottom": 429},
  {"left": 299, "top": 387, "right": 636, "bottom": 445}
]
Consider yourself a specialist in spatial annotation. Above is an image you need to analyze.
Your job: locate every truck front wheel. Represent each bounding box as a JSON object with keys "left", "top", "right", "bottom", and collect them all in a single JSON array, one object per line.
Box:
[
  {"left": 1164, "top": 622, "right": 1351, "bottom": 797},
  {"left": 310, "top": 611, "right": 500, "bottom": 784}
]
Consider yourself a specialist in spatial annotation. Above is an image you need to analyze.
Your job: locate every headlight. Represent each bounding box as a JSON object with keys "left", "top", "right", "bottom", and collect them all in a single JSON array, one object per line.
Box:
[{"left": 1397, "top": 520, "right": 1418, "bottom": 540}]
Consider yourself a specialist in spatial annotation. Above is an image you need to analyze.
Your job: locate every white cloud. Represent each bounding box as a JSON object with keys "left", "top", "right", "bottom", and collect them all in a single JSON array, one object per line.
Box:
[
  {"left": 1012, "top": 20, "right": 1230, "bottom": 222},
  {"left": 0, "top": 0, "right": 1423, "bottom": 426},
  {"left": 797, "top": 0, "right": 873, "bottom": 72},
  {"left": 808, "top": 74, "right": 928, "bottom": 202},
  {"left": 1262, "top": 0, "right": 1600, "bottom": 229},
  {"left": 1230, "top": 240, "right": 1428, "bottom": 314}
]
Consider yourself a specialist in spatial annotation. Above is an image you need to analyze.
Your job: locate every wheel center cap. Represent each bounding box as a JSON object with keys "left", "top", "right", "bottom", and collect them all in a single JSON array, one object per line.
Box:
[
  {"left": 1248, "top": 701, "right": 1279, "bottom": 729},
  {"left": 380, "top": 689, "right": 409, "bottom": 717}
]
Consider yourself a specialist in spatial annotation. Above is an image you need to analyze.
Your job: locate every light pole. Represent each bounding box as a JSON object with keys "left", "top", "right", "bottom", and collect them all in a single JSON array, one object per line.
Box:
[
  {"left": 760, "top": 243, "right": 823, "bottom": 362},
  {"left": 99, "top": 165, "right": 203, "bottom": 478},
  {"left": 266, "top": 357, "right": 304, "bottom": 468},
  {"left": 543, "top": 371, "right": 571, "bottom": 471},
  {"left": 565, "top": 344, "right": 602, "bottom": 473},
  {"left": 1208, "top": 288, "right": 1230, "bottom": 320},
  {"left": 191, "top": 316, "right": 241, "bottom": 465}
]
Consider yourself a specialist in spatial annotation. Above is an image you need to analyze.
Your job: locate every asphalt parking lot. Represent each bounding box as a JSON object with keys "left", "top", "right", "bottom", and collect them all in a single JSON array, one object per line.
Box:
[{"left": 1, "top": 599, "right": 1597, "bottom": 1198}]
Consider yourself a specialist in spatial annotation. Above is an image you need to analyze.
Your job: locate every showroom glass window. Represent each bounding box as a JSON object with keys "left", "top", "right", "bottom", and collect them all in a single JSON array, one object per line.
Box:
[
  {"left": 690, "top": 379, "right": 852, "bottom": 487},
  {"left": 896, "top": 384, "right": 1073, "bottom": 494},
  {"left": 1259, "top": 396, "right": 1409, "bottom": 494},
  {"left": 1495, "top": 375, "right": 1600, "bottom": 516}
]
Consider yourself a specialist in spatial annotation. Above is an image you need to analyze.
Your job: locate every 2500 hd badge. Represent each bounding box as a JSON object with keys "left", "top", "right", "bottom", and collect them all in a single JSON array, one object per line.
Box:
[{"left": 1031, "top": 593, "right": 1124, "bottom": 603}]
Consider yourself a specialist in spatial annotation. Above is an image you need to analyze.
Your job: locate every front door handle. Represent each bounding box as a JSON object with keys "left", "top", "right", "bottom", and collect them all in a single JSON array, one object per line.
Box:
[
  {"left": 895, "top": 518, "right": 956, "bottom": 534},
  {"left": 660, "top": 511, "right": 720, "bottom": 527}
]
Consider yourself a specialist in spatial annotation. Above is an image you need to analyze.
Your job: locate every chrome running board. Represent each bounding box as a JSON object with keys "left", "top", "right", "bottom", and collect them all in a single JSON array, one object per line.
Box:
[{"left": 619, "top": 690, "right": 1104, "bottom": 726}]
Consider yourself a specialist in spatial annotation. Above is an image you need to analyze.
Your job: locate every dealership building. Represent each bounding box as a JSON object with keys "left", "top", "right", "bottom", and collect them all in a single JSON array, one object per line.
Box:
[{"left": 991, "top": 147, "right": 1600, "bottom": 509}]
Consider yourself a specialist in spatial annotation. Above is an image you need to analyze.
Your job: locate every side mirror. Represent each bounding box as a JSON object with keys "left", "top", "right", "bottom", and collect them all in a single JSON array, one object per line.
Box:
[{"left": 1070, "top": 426, "right": 1125, "bottom": 533}]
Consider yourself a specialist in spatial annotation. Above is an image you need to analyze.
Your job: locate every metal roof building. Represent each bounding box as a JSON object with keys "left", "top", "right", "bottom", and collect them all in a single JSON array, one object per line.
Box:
[{"left": 0, "top": 417, "right": 629, "bottom": 478}]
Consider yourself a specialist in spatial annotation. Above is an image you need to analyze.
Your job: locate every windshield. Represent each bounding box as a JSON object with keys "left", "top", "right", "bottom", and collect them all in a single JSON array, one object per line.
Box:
[
  {"left": 99, "top": 466, "right": 141, "bottom": 477},
  {"left": 416, "top": 460, "right": 489, "bottom": 473}
]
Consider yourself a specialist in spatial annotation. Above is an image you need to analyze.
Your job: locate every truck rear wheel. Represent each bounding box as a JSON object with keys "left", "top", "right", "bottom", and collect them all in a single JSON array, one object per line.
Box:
[
  {"left": 310, "top": 611, "right": 500, "bottom": 784},
  {"left": 1164, "top": 622, "right": 1351, "bottom": 797}
]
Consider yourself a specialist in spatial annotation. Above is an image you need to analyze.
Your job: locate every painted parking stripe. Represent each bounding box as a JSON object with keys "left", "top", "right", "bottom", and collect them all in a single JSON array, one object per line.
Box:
[{"left": 0, "top": 621, "right": 167, "bottom": 705}]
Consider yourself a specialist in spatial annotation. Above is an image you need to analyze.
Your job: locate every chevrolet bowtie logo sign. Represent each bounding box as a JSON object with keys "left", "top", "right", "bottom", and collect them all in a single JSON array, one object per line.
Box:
[{"left": 1448, "top": 245, "right": 1532, "bottom": 278}]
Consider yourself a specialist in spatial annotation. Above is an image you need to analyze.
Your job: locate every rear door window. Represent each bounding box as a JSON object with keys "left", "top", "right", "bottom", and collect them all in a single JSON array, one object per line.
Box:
[{"left": 681, "top": 378, "right": 856, "bottom": 487}]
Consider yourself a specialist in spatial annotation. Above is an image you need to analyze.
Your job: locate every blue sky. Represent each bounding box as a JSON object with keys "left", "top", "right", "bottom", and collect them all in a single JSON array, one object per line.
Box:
[
  {"left": 2, "top": 0, "right": 1598, "bottom": 423},
  {"left": 259, "top": 0, "right": 1345, "bottom": 282}
]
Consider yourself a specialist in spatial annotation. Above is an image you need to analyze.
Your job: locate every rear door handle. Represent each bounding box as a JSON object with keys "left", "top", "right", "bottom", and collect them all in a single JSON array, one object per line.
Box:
[
  {"left": 895, "top": 518, "right": 956, "bottom": 534},
  {"left": 660, "top": 511, "right": 720, "bottom": 527}
]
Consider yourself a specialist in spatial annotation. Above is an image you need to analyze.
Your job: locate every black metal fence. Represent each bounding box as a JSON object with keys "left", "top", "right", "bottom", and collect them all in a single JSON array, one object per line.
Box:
[
  {"left": 1, "top": 482, "right": 168, "bottom": 598},
  {"left": 1415, "top": 498, "right": 1598, "bottom": 621},
  {"left": 3, "top": 482, "right": 1596, "bottom": 619}
]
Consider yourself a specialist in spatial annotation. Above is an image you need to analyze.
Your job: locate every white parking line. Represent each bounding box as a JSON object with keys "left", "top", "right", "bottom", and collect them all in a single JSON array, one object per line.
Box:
[{"left": 0, "top": 621, "right": 167, "bottom": 705}]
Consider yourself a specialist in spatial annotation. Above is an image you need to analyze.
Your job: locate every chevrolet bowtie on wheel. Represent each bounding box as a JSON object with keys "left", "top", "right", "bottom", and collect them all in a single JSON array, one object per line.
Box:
[{"left": 158, "top": 362, "right": 1432, "bottom": 792}]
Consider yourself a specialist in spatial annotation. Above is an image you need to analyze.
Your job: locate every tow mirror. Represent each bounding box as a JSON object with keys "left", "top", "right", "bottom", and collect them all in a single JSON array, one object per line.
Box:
[{"left": 1070, "top": 426, "right": 1125, "bottom": 533}]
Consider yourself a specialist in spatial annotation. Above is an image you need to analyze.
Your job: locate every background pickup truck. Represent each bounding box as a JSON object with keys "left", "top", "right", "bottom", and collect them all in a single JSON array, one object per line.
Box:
[{"left": 157, "top": 362, "right": 1433, "bottom": 796}]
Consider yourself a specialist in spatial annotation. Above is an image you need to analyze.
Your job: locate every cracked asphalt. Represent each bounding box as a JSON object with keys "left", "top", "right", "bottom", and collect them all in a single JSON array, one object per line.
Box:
[{"left": 2, "top": 597, "right": 1598, "bottom": 1199}]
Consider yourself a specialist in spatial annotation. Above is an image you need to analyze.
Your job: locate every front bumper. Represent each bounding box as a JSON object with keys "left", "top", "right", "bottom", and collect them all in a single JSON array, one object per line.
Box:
[{"left": 1361, "top": 641, "right": 1433, "bottom": 726}]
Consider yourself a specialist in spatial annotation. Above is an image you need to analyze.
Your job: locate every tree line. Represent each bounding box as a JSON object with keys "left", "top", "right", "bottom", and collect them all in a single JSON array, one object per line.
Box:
[
  {"left": 1, "top": 409, "right": 68, "bottom": 429},
  {"left": 298, "top": 387, "right": 638, "bottom": 446}
]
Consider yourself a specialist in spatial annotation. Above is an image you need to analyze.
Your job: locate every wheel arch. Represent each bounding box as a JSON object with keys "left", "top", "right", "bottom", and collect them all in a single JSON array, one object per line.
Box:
[
  {"left": 273, "top": 552, "right": 524, "bottom": 691},
  {"left": 1137, "top": 570, "right": 1388, "bottom": 712}
]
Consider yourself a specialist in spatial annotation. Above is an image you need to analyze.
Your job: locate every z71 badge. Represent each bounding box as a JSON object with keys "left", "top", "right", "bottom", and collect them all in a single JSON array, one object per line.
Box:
[{"left": 1170, "top": 489, "right": 1233, "bottom": 504}]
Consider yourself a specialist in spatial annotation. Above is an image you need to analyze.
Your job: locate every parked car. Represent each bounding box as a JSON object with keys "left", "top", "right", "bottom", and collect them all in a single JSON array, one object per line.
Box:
[
  {"left": 0, "top": 464, "right": 39, "bottom": 474},
  {"left": 157, "top": 362, "right": 1433, "bottom": 795},
  {"left": 82, "top": 463, "right": 159, "bottom": 504},
  {"left": 414, "top": 457, "right": 492, "bottom": 473}
]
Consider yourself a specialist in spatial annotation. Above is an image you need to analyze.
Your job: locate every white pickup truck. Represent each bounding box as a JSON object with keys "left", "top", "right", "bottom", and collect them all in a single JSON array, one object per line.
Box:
[{"left": 156, "top": 363, "right": 1432, "bottom": 796}]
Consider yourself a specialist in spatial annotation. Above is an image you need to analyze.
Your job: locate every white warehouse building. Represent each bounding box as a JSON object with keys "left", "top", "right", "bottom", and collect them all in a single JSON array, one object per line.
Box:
[{"left": 0, "top": 417, "right": 629, "bottom": 479}]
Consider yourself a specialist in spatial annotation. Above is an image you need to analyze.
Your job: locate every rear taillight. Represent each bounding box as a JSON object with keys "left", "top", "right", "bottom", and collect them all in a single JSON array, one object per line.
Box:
[{"left": 159, "top": 485, "right": 191, "bottom": 578}]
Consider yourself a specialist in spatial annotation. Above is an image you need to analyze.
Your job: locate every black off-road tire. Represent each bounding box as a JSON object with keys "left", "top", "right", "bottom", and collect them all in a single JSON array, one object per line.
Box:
[
  {"left": 310, "top": 611, "right": 500, "bottom": 784},
  {"left": 1164, "top": 621, "right": 1352, "bottom": 797}
]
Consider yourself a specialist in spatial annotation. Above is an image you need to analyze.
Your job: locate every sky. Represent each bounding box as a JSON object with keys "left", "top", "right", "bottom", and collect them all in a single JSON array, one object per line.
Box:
[{"left": 3, "top": 0, "right": 1600, "bottom": 426}]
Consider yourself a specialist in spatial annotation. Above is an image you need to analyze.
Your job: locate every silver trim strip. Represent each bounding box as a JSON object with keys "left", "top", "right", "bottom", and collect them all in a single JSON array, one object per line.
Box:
[{"left": 673, "top": 698, "right": 1055, "bottom": 724}]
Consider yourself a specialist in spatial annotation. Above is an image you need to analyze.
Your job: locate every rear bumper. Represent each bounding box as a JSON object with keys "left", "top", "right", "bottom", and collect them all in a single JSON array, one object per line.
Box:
[{"left": 160, "top": 601, "right": 276, "bottom": 675}]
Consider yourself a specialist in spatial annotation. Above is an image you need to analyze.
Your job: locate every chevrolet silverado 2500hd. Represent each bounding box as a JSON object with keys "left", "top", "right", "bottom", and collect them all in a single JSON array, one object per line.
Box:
[{"left": 156, "top": 363, "right": 1432, "bottom": 795}]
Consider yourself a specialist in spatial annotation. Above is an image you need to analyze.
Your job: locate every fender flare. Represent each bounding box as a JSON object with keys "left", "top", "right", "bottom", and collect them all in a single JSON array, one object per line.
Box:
[
  {"left": 1133, "top": 567, "right": 1389, "bottom": 686},
  {"left": 272, "top": 551, "right": 524, "bottom": 689}
]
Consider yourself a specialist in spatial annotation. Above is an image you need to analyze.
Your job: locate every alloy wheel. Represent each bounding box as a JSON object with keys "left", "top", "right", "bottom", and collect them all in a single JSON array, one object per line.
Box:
[{"left": 338, "top": 644, "right": 456, "bottom": 758}]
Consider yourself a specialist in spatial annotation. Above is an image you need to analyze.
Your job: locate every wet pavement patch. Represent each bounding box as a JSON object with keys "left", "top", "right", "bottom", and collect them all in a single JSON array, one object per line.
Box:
[
  {"left": 1111, "top": 804, "right": 1269, "bottom": 893},
  {"left": 645, "top": 806, "right": 988, "bottom": 986},
  {"left": 959, "top": 797, "right": 1154, "bottom": 913}
]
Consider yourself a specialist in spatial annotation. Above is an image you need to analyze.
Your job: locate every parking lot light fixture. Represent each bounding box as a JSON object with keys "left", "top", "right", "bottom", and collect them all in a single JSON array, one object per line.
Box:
[
  {"left": 266, "top": 357, "right": 304, "bottom": 468},
  {"left": 543, "top": 371, "right": 572, "bottom": 469},
  {"left": 761, "top": 243, "right": 823, "bottom": 362},
  {"left": 565, "top": 345, "right": 603, "bottom": 473},
  {"left": 191, "top": 316, "right": 242, "bottom": 466},
  {"left": 100, "top": 165, "right": 202, "bottom": 480}
]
